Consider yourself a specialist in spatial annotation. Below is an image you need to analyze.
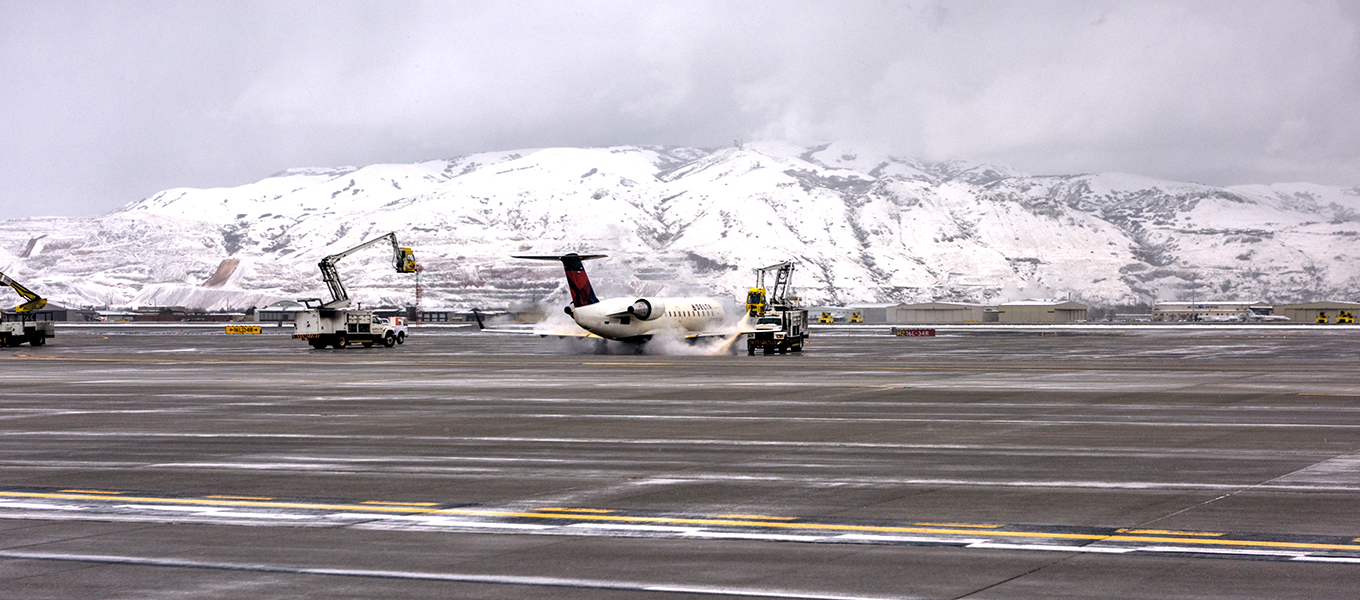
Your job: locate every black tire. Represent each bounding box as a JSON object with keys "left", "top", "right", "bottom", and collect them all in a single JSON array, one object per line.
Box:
[
  {"left": 333, "top": 334, "right": 348, "bottom": 349},
  {"left": 382, "top": 332, "right": 396, "bottom": 347},
  {"left": 30, "top": 335, "right": 45, "bottom": 346},
  {"left": 395, "top": 332, "right": 406, "bottom": 345}
]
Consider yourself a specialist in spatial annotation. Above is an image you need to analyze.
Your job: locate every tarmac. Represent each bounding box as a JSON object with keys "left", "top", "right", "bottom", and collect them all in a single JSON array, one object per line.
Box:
[{"left": 2, "top": 323, "right": 1359, "bottom": 599}]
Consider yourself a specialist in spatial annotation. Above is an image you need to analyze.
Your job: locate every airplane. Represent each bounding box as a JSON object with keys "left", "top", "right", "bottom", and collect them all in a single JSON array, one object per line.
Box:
[{"left": 478, "top": 253, "right": 746, "bottom": 345}]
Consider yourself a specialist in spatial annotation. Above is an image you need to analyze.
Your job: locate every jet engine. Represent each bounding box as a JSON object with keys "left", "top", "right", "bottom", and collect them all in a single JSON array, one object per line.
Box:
[{"left": 626, "top": 298, "right": 665, "bottom": 320}]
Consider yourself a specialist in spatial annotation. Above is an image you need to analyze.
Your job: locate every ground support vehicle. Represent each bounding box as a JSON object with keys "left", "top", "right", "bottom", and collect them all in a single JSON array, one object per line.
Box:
[
  {"left": 292, "top": 232, "right": 418, "bottom": 350},
  {"left": 744, "top": 261, "right": 810, "bottom": 355},
  {"left": 0, "top": 314, "right": 53, "bottom": 347},
  {"left": 294, "top": 311, "right": 407, "bottom": 349},
  {"left": 747, "top": 308, "right": 809, "bottom": 355},
  {"left": 0, "top": 271, "right": 52, "bottom": 347}
]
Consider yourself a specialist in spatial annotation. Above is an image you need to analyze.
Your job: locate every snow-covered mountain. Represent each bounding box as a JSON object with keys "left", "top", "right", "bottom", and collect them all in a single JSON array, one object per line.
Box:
[{"left": 2, "top": 142, "right": 1358, "bottom": 311}]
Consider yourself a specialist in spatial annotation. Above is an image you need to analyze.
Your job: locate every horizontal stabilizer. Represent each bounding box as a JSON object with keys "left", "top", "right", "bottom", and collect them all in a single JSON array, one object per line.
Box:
[{"left": 512, "top": 254, "right": 606, "bottom": 261}]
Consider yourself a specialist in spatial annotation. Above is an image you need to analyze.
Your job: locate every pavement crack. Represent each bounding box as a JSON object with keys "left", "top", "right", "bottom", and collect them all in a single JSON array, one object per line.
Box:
[
  {"left": 1134, "top": 447, "right": 1360, "bottom": 530},
  {"left": 949, "top": 553, "right": 1082, "bottom": 599}
]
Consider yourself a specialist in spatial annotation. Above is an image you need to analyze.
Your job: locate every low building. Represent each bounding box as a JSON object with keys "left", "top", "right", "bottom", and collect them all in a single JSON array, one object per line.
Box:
[
  {"left": 1152, "top": 301, "right": 1272, "bottom": 322},
  {"left": 16, "top": 303, "right": 97, "bottom": 322},
  {"left": 996, "top": 300, "right": 1089, "bottom": 323},
  {"left": 1275, "top": 301, "right": 1360, "bottom": 324},
  {"left": 416, "top": 309, "right": 493, "bottom": 324},
  {"left": 889, "top": 302, "right": 985, "bottom": 324}
]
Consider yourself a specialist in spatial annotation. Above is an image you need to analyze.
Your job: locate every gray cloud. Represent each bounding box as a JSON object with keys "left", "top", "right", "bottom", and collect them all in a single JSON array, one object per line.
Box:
[{"left": 2, "top": 0, "right": 1358, "bottom": 218}]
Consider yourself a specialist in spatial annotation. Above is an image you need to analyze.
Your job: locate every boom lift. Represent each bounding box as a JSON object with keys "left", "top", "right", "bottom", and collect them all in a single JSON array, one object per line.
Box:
[
  {"left": 744, "top": 261, "right": 809, "bottom": 355},
  {"left": 293, "top": 233, "right": 417, "bottom": 349},
  {"left": 0, "top": 271, "right": 54, "bottom": 347}
]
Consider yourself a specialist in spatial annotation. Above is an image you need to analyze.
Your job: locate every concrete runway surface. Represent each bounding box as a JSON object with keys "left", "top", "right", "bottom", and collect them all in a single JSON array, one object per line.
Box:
[{"left": 2, "top": 324, "right": 1359, "bottom": 599}]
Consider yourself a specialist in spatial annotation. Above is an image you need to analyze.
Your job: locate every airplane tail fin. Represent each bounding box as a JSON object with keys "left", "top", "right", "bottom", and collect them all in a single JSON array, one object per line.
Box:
[{"left": 513, "top": 253, "right": 606, "bottom": 308}]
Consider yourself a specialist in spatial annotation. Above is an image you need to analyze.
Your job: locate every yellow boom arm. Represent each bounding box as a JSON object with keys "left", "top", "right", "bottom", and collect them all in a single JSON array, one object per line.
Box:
[{"left": 0, "top": 271, "right": 46, "bottom": 313}]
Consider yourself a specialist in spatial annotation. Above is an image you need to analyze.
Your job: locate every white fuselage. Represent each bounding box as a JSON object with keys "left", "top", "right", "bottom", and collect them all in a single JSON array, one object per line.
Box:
[{"left": 570, "top": 296, "right": 727, "bottom": 341}]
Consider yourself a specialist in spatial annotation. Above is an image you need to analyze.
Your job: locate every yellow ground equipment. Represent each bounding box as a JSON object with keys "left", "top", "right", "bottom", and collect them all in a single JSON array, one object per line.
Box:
[
  {"left": 818, "top": 311, "right": 834, "bottom": 324},
  {"left": 0, "top": 271, "right": 54, "bottom": 346},
  {"left": 849, "top": 311, "right": 863, "bottom": 323},
  {"left": 746, "top": 288, "right": 767, "bottom": 318}
]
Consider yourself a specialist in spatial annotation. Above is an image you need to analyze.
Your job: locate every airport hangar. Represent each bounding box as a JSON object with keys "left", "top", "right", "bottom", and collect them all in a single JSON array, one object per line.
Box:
[{"left": 1275, "top": 301, "right": 1360, "bottom": 324}]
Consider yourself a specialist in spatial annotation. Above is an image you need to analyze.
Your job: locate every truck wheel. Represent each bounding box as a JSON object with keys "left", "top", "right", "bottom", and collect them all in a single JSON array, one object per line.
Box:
[
  {"left": 309, "top": 339, "right": 327, "bottom": 349},
  {"left": 333, "top": 334, "right": 348, "bottom": 349},
  {"left": 29, "top": 335, "right": 45, "bottom": 346},
  {"left": 395, "top": 332, "right": 406, "bottom": 345},
  {"left": 382, "top": 332, "right": 396, "bottom": 347}
]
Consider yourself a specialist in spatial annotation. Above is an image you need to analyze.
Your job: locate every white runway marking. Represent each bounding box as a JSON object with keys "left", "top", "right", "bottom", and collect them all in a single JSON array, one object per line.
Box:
[
  {"left": 0, "top": 501, "right": 84, "bottom": 511},
  {"left": 0, "top": 550, "right": 900, "bottom": 600},
  {"left": 1294, "top": 556, "right": 1360, "bottom": 564},
  {"left": 568, "top": 523, "right": 704, "bottom": 534}
]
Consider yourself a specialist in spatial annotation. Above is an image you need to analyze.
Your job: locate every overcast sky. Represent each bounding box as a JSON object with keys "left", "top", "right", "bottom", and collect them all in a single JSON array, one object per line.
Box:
[{"left": 3, "top": 1, "right": 1358, "bottom": 218}]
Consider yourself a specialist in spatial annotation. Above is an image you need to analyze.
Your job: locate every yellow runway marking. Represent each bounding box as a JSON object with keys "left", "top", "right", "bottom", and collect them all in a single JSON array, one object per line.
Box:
[
  {"left": 6, "top": 491, "right": 1360, "bottom": 553},
  {"left": 207, "top": 495, "right": 274, "bottom": 500},
  {"left": 1119, "top": 528, "right": 1223, "bottom": 537},
  {"left": 914, "top": 522, "right": 1003, "bottom": 529},
  {"left": 2, "top": 492, "right": 448, "bottom": 514},
  {"left": 537, "top": 507, "right": 614, "bottom": 513},
  {"left": 502, "top": 511, "right": 1109, "bottom": 540},
  {"left": 714, "top": 514, "right": 799, "bottom": 521},
  {"left": 361, "top": 501, "right": 440, "bottom": 507},
  {"left": 1103, "top": 535, "right": 1360, "bottom": 552}
]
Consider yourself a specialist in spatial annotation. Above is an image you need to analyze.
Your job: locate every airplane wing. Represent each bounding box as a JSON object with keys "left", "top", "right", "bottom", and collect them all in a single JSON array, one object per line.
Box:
[
  {"left": 472, "top": 309, "right": 603, "bottom": 338},
  {"left": 477, "top": 325, "right": 604, "bottom": 339}
]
